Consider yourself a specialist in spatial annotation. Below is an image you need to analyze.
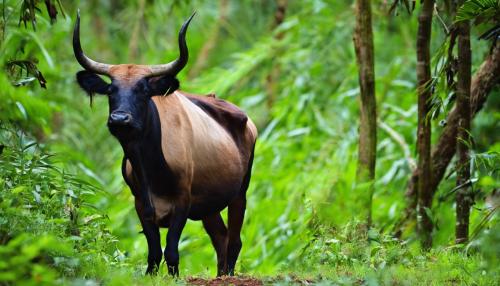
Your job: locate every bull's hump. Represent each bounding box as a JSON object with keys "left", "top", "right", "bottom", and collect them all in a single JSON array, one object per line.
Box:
[
  {"left": 179, "top": 92, "right": 249, "bottom": 143},
  {"left": 175, "top": 93, "right": 235, "bottom": 143}
]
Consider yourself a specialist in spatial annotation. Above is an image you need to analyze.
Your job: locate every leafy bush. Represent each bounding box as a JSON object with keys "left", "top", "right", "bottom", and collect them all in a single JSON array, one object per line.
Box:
[
  {"left": 0, "top": 126, "right": 122, "bottom": 284},
  {"left": 297, "top": 220, "right": 497, "bottom": 285}
]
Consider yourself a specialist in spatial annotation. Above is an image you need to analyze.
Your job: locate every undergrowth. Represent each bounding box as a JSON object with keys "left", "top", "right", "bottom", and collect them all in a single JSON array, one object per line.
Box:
[
  {"left": 0, "top": 126, "right": 123, "bottom": 285},
  {"left": 0, "top": 126, "right": 498, "bottom": 285},
  {"left": 294, "top": 220, "right": 498, "bottom": 285}
]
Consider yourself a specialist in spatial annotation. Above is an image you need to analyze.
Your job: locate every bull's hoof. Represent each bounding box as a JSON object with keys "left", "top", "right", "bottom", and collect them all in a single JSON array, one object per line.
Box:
[
  {"left": 216, "top": 267, "right": 229, "bottom": 277},
  {"left": 167, "top": 264, "right": 179, "bottom": 277},
  {"left": 145, "top": 265, "right": 158, "bottom": 275}
]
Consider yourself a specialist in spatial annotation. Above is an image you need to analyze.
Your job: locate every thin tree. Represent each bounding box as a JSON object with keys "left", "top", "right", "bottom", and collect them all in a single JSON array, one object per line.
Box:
[
  {"left": 394, "top": 41, "right": 500, "bottom": 238},
  {"left": 416, "top": 0, "right": 434, "bottom": 249},
  {"left": 455, "top": 2, "right": 472, "bottom": 244},
  {"left": 266, "top": 0, "right": 288, "bottom": 111},
  {"left": 353, "top": 0, "right": 377, "bottom": 226}
]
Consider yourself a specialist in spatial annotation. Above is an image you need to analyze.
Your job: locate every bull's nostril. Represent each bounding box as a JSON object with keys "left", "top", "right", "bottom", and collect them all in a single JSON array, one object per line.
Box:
[
  {"left": 109, "top": 112, "right": 132, "bottom": 125},
  {"left": 123, "top": 114, "right": 131, "bottom": 123}
]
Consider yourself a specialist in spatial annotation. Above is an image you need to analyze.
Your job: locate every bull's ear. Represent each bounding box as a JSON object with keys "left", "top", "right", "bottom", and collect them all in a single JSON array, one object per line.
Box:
[
  {"left": 146, "top": 74, "right": 179, "bottom": 96},
  {"left": 76, "top": 70, "right": 111, "bottom": 96}
]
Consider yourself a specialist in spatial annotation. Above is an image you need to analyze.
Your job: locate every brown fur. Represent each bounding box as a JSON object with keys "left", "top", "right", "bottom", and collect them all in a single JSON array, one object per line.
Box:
[
  {"left": 125, "top": 90, "right": 257, "bottom": 223},
  {"left": 108, "top": 64, "right": 153, "bottom": 86}
]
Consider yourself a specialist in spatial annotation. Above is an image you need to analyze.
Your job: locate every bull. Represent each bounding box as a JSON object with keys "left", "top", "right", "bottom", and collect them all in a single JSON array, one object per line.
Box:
[{"left": 73, "top": 11, "right": 257, "bottom": 277}]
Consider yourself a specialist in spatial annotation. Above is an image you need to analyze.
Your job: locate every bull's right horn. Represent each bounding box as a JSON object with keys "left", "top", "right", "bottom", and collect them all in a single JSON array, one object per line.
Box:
[{"left": 73, "top": 10, "right": 111, "bottom": 75}]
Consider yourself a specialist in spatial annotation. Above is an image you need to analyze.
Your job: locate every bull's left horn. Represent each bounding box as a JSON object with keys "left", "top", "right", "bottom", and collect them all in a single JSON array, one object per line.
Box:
[
  {"left": 73, "top": 10, "right": 111, "bottom": 75},
  {"left": 148, "top": 13, "right": 196, "bottom": 77}
]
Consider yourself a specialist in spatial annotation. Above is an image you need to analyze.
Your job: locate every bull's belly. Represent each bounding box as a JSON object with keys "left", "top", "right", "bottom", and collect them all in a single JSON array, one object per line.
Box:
[
  {"left": 189, "top": 180, "right": 243, "bottom": 220},
  {"left": 150, "top": 177, "right": 243, "bottom": 226}
]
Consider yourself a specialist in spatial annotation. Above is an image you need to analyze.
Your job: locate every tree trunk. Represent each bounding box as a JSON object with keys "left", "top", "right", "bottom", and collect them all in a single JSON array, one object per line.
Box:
[
  {"left": 416, "top": 0, "right": 434, "bottom": 249},
  {"left": 265, "top": 0, "right": 288, "bottom": 111},
  {"left": 395, "top": 42, "right": 500, "bottom": 238},
  {"left": 455, "top": 16, "right": 472, "bottom": 244},
  {"left": 353, "top": 0, "right": 377, "bottom": 227}
]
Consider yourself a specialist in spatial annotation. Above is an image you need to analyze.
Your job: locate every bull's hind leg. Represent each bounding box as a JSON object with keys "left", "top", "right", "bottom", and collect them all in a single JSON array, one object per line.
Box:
[
  {"left": 202, "top": 212, "right": 228, "bottom": 276},
  {"left": 164, "top": 194, "right": 189, "bottom": 277},
  {"left": 226, "top": 145, "right": 255, "bottom": 275},
  {"left": 226, "top": 195, "right": 246, "bottom": 276}
]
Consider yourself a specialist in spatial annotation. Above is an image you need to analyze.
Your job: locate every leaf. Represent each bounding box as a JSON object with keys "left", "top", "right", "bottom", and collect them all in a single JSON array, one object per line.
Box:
[
  {"left": 423, "top": 207, "right": 434, "bottom": 224},
  {"left": 44, "top": 0, "right": 58, "bottom": 24},
  {"left": 11, "top": 186, "right": 26, "bottom": 194},
  {"left": 478, "top": 24, "right": 500, "bottom": 40},
  {"left": 27, "top": 31, "right": 54, "bottom": 69},
  {"left": 456, "top": 0, "right": 500, "bottom": 23},
  {"left": 17, "top": 0, "right": 65, "bottom": 29},
  {"left": 32, "top": 190, "right": 41, "bottom": 203},
  {"left": 389, "top": 0, "right": 415, "bottom": 15},
  {"left": 6, "top": 60, "right": 47, "bottom": 88},
  {"left": 18, "top": 0, "right": 40, "bottom": 30},
  {"left": 83, "top": 214, "right": 103, "bottom": 224},
  {"left": 15, "top": 102, "right": 28, "bottom": 120},
  {"left": 287, "top": 127, "right": 310, "bottom": 137}
]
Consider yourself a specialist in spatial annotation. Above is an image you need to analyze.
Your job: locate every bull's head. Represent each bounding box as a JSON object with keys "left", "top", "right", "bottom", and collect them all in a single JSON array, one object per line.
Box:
[{"left": 74, "top": 11, "right": 194, "bottom": 139}]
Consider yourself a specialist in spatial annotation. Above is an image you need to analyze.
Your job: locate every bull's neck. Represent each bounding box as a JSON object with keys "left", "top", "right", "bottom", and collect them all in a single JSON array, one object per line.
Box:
[
  {"left": 118, "top": 98, "right": 175, "bottom": 192},
  {"left": 118, "top": 99, "right": 160, "bottom": 155}
]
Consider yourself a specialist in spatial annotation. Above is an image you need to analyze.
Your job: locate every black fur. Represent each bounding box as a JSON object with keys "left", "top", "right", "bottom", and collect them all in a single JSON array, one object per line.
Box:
[
  {"left": 76, "top": 71, "right": 179, "bottom": 98},
  {"left": 76, "top": 70, "right": 110, "bottom": 96},
  {"left": 146, "top": 75, "right": 180, "bottom": 96}
]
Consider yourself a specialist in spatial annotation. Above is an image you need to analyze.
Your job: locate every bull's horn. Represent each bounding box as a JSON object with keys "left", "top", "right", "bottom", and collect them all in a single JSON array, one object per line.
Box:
[
  {"left": 148, "top": 13, "right": 195, "bottom": 77},
  {"left": 73, "top": 10, "right": 111, "bottom": 75}
]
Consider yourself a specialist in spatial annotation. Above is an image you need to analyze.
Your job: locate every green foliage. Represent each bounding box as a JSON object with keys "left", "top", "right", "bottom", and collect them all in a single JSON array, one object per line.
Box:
[
  {"left": 475, "top": 220, "right": 500, "bottom": 271},
  {"left": 0, "top": 126, "right": 123, "bottom": 284},
  {"left": 298, "top": 221, "right": 497, "bottom": 285},
  {"left": 456, "top": 0, "right": 500, "bottom": 40},
  {"left": 389, "top": 0, "right": 416, "bottom": 15},
  {"left": 0, "top": 0, "right": 65, "bottom": 135},
  {"left": 0, "top": 234, "right": 69, "bottom": 285},
  {"left": 456, "top": 0, "right": 500, "bottom": 23}
]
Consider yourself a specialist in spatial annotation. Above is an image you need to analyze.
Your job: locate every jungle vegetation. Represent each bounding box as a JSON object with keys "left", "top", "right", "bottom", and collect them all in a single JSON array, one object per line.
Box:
[{"left": 0, "top": 0, "right": 499, "bottom": 285}]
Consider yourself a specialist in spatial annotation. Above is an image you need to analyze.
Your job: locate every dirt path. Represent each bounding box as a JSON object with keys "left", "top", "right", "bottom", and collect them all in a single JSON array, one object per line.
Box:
[{"left": 186, "top": 276, "right": 263, "bottom": 286}]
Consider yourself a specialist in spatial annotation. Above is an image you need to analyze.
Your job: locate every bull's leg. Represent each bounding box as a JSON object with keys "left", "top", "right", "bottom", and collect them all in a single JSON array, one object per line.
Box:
[
  {"left": 202, "top": 212, "right": 228, "bottom": 276},
  {"left": 135, "top": 199, "right": 162, "bottom": 275},
  {"left": 127, "top": 148, "right": 155, "bottom": 221},
  {"left": 226, "top": 195, "right": 246, "bottom": 276},
  {"left": 164, "top": 205, "right": 188, "bottom": 277},
  {"left": 225, "top": 146, "right": 254, "bottom": 276}
]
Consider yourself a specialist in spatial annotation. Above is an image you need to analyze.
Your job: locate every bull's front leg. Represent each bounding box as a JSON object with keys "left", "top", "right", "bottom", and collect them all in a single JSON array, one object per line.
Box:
[
  {"left": 122, "top": 158, "right": 161, "bottom": 275},
  {"left": 127, "top": 146, "right": 155, "bottom": 221},
  {"left": 164, "top": 194, "right": 189, "bottom": 277},
  {"left": 135, "top": 199, "right": 162, "bottom": 274}
]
